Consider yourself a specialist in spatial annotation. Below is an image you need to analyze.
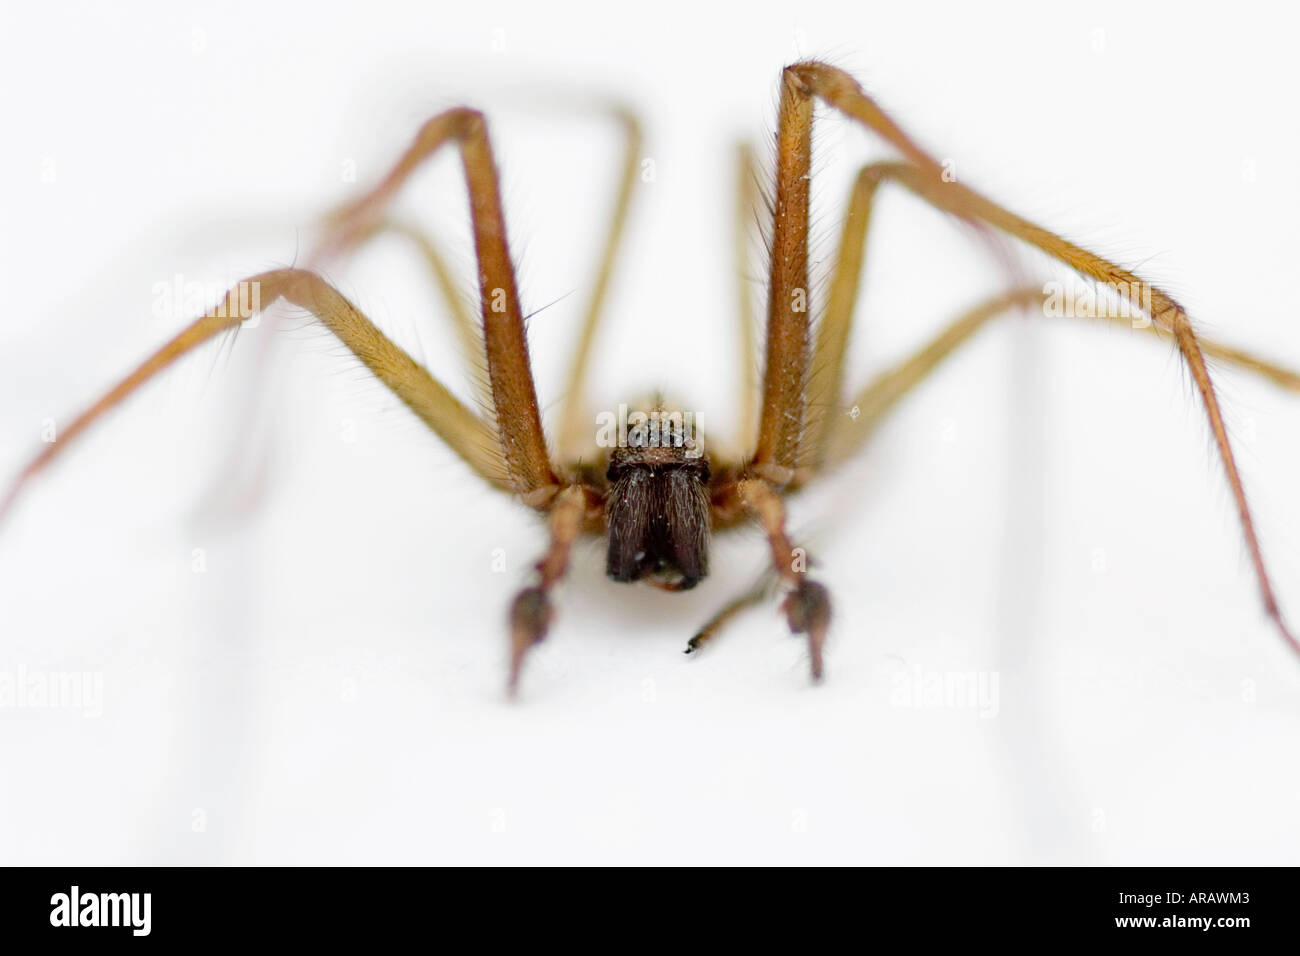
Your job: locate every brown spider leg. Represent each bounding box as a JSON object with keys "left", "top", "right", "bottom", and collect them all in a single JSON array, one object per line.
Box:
[
  {"left": 799, "top": 162, "right": 889, "bottom": 479},
  {"left": 721, "top": 478, "right": 830, "bottom": 679},
  {"left": 731, "top": 69, "right": 834, "bottom": 675},
  {"left": 684, "top": 572, "right": 773, "bottom": 656},
  {"left": 828, "top": 287, "right": 1046, "bottom": 463},
  {"left": 508, "top": 484, "right": 589, "bottom": 695},
  {"left": 784, "top": 59, "right": 1297, "bottom": 652},
  {"left": 705, "top": 143, "right": 799, "bottom": 654},
  {"left": 750, "top": 70, "right": 814, "bottom": 487},
  {"left": 555, "top": 106, "right": 643, "bottom": 460},
  {"left": 340, "top": 216, "right": 492, "bottom": 411},
  {"left": 321, "top": 103, "right": 641, "bottom": 467},
  {"left": 4, "top": 108, "right": 559, "bottom": 517},
  {"left": 733, "top": 141, "right": 764, "bottom": 445},
  {"left": 0, "top": 270, "right": 507, "bottom": 522},
  {"left": 321, "top": 107, "right": 558, "bottom": 500},
  {"left": 828, "top": 286, "right": 1300, "bottom": 467},
  {"left": 807, "top": 162, "right": 1300, "bottom": 470},
  {"left": 1167, "top": 335, "right": 1300, "bottom": 392}
]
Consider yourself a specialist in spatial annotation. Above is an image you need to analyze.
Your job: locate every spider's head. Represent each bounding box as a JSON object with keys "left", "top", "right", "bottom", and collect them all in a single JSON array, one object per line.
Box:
[{"left": 604, "top": 443, "right": 711, "bottom": 591}]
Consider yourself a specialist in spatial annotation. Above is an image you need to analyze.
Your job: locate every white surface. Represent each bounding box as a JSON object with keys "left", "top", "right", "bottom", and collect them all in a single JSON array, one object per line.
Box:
[{"left": 1, "top": 1, "right": 1298, "bottom": 865}]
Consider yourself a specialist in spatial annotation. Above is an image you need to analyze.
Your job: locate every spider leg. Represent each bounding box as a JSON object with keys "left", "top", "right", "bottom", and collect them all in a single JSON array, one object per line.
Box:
[
  {"left": 684, "top": 571, "right": 773, "bottom": 657},
  {"left": 749, "top": 70, "right": 815, "bottom": 487},
  {"left": 321, "top": 107, "right": 560, "bottom": 499},
  {"left": 800, "top": 162, "right": 890, "bottom": 476},
  {"left": 733, "top": 141, "right": 764, "bottom": 446},
  {"left": 0, "top": 269, "right": 509, "bottom": 521},
  {"left": 784, "top": 60, "right": 1299, "bottom": 655},
  {"left": 338, "top": 216, "right": 493, "bottom": 413},
  {"left": 721, "top": 478, "right": 830, "bottom": 679},
  {"left": 323, "top": 103, "right": 641, "bottom": 470},
  {"left": 554, "top": 106, "right": 643, "bottom": 460},
  {"left": 4, "top": 107, "right": 568, "bottom": 520},
  {"left": 800, "top": 159, "right": 1300, "bottom": 472},
  {"left": 826, "top": 285, "right": 1300, "bottom": 467},
  {"left": 719, "top": 69, "right": 831, "bottom": 679},
  {"left": 508, "top": 484, "right": 590, "bottom": 695}
]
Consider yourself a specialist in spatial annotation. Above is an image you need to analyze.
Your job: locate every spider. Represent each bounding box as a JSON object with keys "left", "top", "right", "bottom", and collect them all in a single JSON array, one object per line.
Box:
[{"left": 4, "top": 61, "right": 1299, "bottom": 695}]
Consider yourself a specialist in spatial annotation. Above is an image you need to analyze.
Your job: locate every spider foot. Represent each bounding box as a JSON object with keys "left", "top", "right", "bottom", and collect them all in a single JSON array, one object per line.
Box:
[
  {"left": 507, "top": 586, "right": 552, "bottom": 697},
  {"left": 781, "top": 578, "right": 830, "bottom": 682}
]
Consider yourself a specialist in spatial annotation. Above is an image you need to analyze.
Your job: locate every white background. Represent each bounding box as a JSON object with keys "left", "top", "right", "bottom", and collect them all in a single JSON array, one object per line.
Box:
[{"left": 1, "top": 0, "right": 1298, "bottom": 864}]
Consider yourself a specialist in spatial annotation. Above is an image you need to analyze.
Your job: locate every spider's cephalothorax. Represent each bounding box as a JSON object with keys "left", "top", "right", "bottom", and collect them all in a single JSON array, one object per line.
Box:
[{"left": 604, "top": 442, "right": 711, "bottom": 590}]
